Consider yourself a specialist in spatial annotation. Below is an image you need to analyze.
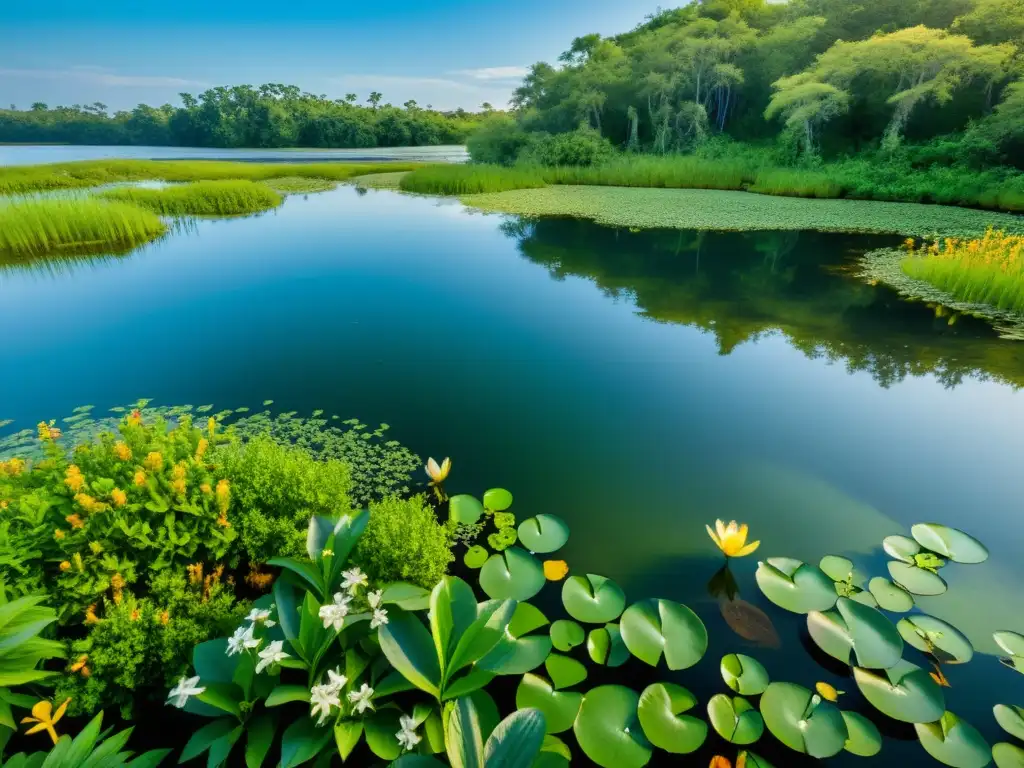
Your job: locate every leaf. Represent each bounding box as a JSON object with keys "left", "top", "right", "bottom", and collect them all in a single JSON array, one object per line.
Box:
[
  {"left": 573, "top": 685, "right": 652, "bottom": 768},
  {"left": 550, "top": 620, "right": 585, "bottom": 652},
  {"left": 206, "top": 725, "right": 243, "bottom": 767},
  {"left": 479, "top": 548, "right": 545, "bottom": 602},
  {"left": 637, "top": 682, "right": 707, "bottom": 754},
  {"left": 446, "top": 695, "right": 484, "bottom": 768},
  {"left": 449, "top": 495, "right": 485, "bottom": 525},
  {"left": 586, "top": 625, "right": 629, "bottom": 667},
  {"left": 915, "top": 711, "right": 991, "bottom": 768},
  {"left": 707, "top": 694, "right": 763, "bottom": 745},
  {"left": 483, "top": 489, "right": 513, "bottom": 512},
  {"left": 192, "top": 639, "right": 238, "bottom": 684},
  {"left": 365, "top": 710, "right": 402, "bottom": 760},
  {"left": 268, "top": 557, "right": 325, "bottom": 600},
  {"left": 378, "top": 610, "right": 442, "bottom": 700},
  {"left": 760, "top": 682, "right": 848, "bottom": 758},
  {"left": 446, "top": 600, "right": 517, "bottom": 682},
  {"left": 443, "top": 665, "right": 496, "bottom": 701},
  {"left": 279, "top": 717, "right": 333, "bottom": 768},
  {"left": 179, "top": 717, "right": 237, "bottom": 763},
  {"left": 244, "top": 713, "right": 277, "bottom": 768},
  {"left": 483, "top": 708, "right": 546, "bottom": 768},
  {"left": 561, "top": 574, "right": 625, "bottom": 624},
  {"left": 274, "top": 580, "right": 302, "bottom": 647},
  {"left": 195, "top": 683, "right": 243, "bottom": 718},
  {"left": 755, "top": 558, "right": 837, "bottom": 614},
  {"left": 508, "top": 603, "right": 549, "bottom": 638},
  {"left": 430, "top": 577, "right": 481, "bottom": 678},
  {"left": 544, "top": 654, "right": 587, "bottom": 690},
  {"left": 515, "top": 674, "right": 582, "bottom": 735},
  {"left": 380, "top": 582, "right": 431, "bottom": 611},
  {"left": 266, "top": 685, "right": 312, "bottom": 707},
  {"left": 333, "top": 720, "right": 363, "bottom": 762},
  {"left": 720, "top": 654, "right": 770, "bottom": 696},
  {"left": 517, "top": 516, "right": 569, "bottom": 554},
  {"left": 619, "top": 599, "right": 707, "bottom": 670}
]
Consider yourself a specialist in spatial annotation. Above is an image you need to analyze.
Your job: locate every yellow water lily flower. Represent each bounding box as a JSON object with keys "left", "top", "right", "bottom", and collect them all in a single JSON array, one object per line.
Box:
[
  {"left": 815, "top": 681, "right": 843, "bottom": 702},
  {"left": 709, "top": 756, "right": 732, "bottom": 768},
  {"left": 543, "top": 560, "right": 569, "bottom": 581},
  {"left": 706, "top": 520, "right": 760, "bottom": 558},
  {"left": 425, "top": 457, "right": 451, "bottom": 485},
  {"left": 21, "top": 698, "right": 70, "bottom": 744}
]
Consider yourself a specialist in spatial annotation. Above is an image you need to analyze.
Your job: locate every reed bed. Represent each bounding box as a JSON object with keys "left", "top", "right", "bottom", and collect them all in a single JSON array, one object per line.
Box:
[
  {"left": 98, "top": 180, "right": 283, "bottom": 216},
  {"left": 263, "top": 176, "right": 337, "bottom": 194},
  {"left": 539, "top": 155, "right": 757, "bottom": 190},
  {"left": 399, "top": 164, "right": 546, "bottom": 195}
]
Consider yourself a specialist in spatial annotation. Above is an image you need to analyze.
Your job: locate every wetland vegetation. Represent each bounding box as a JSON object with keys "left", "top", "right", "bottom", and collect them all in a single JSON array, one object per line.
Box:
[{"left": 98, "top": 180, "right": 284, "bottom": 217}]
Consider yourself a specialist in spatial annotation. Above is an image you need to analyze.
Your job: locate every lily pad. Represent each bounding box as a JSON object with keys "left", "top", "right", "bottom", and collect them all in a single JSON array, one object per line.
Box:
[
  {"left": 854, "top": 660, "right": 945, "bottom": 723},
  {"left": 573, "top": 685, "right": 652, "bottom": 768},
  {"left": 842, "top": 711, "right": 882, "bottom": 757},
  {"left": 449, "top": 494, "right": 484, "bottom": 525},
  {"left": 464, "top": 546, "right": 489, "bottom": 569},
  {"left": 820, "top": 555, "right": 856, "bottom": 584},
  {"left": 721, "top": 654, "right": 770, "bottom": 696},
  {"left": 868, "top": 577, "right": 914, "bottom": 613},
  {"left": 518, "top": 515, "right": 570, "bottom": 554},
  {"left": 509, "top": 602, "right": 549, "bottom": 638},
  {"left": 479, "top": 606, "right": 552, "bottom": 677},
  {"left": 545, "top": 654, "right": 587, "bottom": 690},
  {"left": 994, "top": 631, "right": 1024, "bottom": 657},
  {"left": 587, "top": 624, "right": 630, "bottom": 667},
  {"left": 759, "top": 682, "right": 848, "bottom": 758},
  {"left": 916, "top": 711, "right": 991, "bottom": 768},
  {"left": 707, "top": 694, "right": 764, "bottom": 745},
  {"left": 755, "top": 558, "right": 837, "bottom": 614},
  {"left": 483, "top": 488, "right": 513, "bottom": 512},
  {"left": 479, "top": 547, "right": 545, "bottom": 601},
  {"left": 994, "top": 743, "right": 1024, "bottom": 768},
  {"left": 550, "top": 620, "right": 585, "bottom": 652},
  {"left": 888, "top": 561, "right": 947, "bottom": 596},
  {"left": 515, "top": 673, "right": 582, "bottom": 735},
  {"left": 637, "top": 683, "right": 707, "bottom": 755},
  {"left": 884, "top": 535, "right": 921, "bottom": 563},
  {"left": 898, "top": 615, "right": 974, "bottom": 664},
  {"left": 994, "top": 705, "right": 1024, "bottom": 741},
  {"left": 562, "top": 574, "right": 626, "bottom": 624},
  {"left": 619, "top": 599, "right": 708, "bottom": 671},
  {"left": 806, "top": 597, "right": 903, "bottom": 670},
  {"left": 737, "top": 753, "right": 775, "bottom": 768},
  {"left": 912, "top": 524, "right": 989, "bottom": 565}
]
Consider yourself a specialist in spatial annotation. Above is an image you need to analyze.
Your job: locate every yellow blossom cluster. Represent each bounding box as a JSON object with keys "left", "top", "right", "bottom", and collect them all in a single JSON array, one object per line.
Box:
[
  {"left": 171, "top": 462, "right": 188, "bottom": 496},
  {"left": 195, "top": 438, "right": 209, "bottom": 461},
  {"left": 37, "top": 421, "right": 61, "bottom": 441},
  {"left": 64, "top": 465, "right": 85, "bottom": 493},
  {"left": 0, "top": 457, "right": 26, "bottom": 476},
  {"left": 905, "top": 228, "right": 1024, "bottom": 275},
  {"left": 215, "top": 479, "right": 230, "bottom": 527},
  {"left": 144, "top": 451, "right": 164, "bottom": 472},
  {"left": 74, "top": 493, "right": 108, "bottom": 515},
  {"left": 111, "top": 488, "right": 127, "bottom": 508},
  {"left": 114, "top": 441, "right": 132, "bottom": 461},
  {"left": 134, "top": 470, "right": 147, "bottom": 487}
]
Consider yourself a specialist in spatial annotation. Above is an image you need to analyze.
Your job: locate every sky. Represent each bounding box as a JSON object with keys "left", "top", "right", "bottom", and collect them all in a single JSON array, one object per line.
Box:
[{"left": 0, "top": 0, "right": 668, "bottom": 112}]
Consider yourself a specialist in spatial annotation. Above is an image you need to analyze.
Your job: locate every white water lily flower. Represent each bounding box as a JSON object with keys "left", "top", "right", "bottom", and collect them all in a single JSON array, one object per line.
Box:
[
  {"left": 347, "top": 683, "right": 374, "bottom": 714},
  {"left": 310, "top": 683, "right": 341, "bottom": 726},
  {"left": 367, "top": 589, "right": 384, "bottom": 610},
  {"left": 341, "top": 567, "right": 368, "bottom": 594},
  {"left": 255, "top": 640, "right": 290, "bottom": 674},
  {"left": 370, "top": 607, "right": 389, "bottom": 629},
  {"left": 167, "top": 675, "right": 205, "bottom": 708},
  {"left": 396, "top": 714, "right": 421, "bottom": 751},
  {"left": 425, "top": 457, "right": 451, "bottom": 485}
]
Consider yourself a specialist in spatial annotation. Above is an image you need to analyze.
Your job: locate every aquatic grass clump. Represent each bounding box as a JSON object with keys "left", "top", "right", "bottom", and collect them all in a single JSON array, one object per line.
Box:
[
  {"left": 263, "top": 176, "right": 337, "bottom": 194},
  {"left": 749, "top": 169, "right": 843, "bottom": 199},
  {"left": 540, "top": 154, "right": 757, "bottom": 191},
  {"left": 98, "top": 180, "right": 282, "bottom": 216},
  {"left": 400, "top": 164, "right": 546, "bottom": 195},
  {"left": 0, "top": 197, "right": 166, "bottom": 259}
]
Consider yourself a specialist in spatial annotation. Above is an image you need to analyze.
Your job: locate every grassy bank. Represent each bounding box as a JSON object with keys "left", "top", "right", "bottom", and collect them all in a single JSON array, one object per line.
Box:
[
  {"left": 0, "top": 197, "right": 166, "bottom": 258},
  {"left": 99, "top": 180, "right": 282, "bottom": 216},
  {"left": 263, "top": 176, "right": 337, "bottom": 194},
  {"left": 399, "top": 163, "right": 545, "bottom": 195}
]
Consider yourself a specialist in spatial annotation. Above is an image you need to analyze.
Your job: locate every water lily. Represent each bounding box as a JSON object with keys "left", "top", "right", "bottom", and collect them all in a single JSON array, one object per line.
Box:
[
  {"left": 341, "top": 567, "right": 368, "bottom": 594},
  {"left": 21, "top": 699, "right": 71, "bottom": 744},
  {"left": 167, "top": 676, "right": 205, "bottom": 708},
  {"left": 815, "top": 681, "right": 843, "bottom": 702},
  {"left": 706, "top": 520, "right": 760, "bottom": 558},
  {"left": 347, "top": 683, "right": 375, "bottom": 715},
  {"left": 396, "top": 714, "right": 421, "bottom": 751},
  {"left": 310, "top": 683, "right": 341, "bottom": 726},
  {"left": 255, "top": 640, "right": 290, "bottom": 674},
  {"left": 370, "top": 607, "right": 389, "bottom": 629},
  {"left": 425, "top": 457, "right": 451, "bottom": 485},
  {"left": 367, "top": 589, "right": 383, "bottom": 609},
  {"left": 543, "top": 560, "right": 569, "bottom": 581}
]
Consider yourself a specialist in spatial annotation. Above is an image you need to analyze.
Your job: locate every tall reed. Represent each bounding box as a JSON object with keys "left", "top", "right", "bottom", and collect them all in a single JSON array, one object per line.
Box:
[
  {"left": 399, "top": 164, "right": 546, "bottom": 195},
  {"left": 98, "top": 180, "right": 282, "bottom": 216}
]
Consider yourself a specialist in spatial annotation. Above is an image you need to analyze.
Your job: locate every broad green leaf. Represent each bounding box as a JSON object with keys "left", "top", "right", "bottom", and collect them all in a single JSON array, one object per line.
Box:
[
  {"left": 755, "top": 558, "right": 836, "bottom": 614},
  {"left": 449, "top": 495, "right": 485, "bottom": 525},
  {"left": 483, "top": 708, "right": 546, "bottom": 768},
  {"left": 806, "top": 597, "right": 903, "bottom": 669},
  {"left": 268, "top": 557, "right": 325, "bottom": 600},
  {"left": 854, "top": 661, "right": 945, "bottom": 723},
  {"left": 464, "top": 547, "right": 489, "bottom": 570},
  {"left": 179, "top": 718, "right": 237, "bottom": 763},
  {"left": 550, "top": 620, "right": 585, "bottom": 652},
  {"left": 443, "top": 665, "right": 497, "bottom": 701},
  {"left": 721, "top": 654, "right": 770, "bottom": 696},
  {"left": 995, "top": 705, "right": 1024, "bottom": 741},
  {"left": 517, "top": 516, "right": 569, "bottom": 554},
  {"left": 430, "top": 577, "right": 480, "bottom": 677},
  {"left": 842, "top": 711, "right": 881, "bottom": 757},
  {"left": 206, "top": 725, "right": 243, "bottom": 768},
  {"left": 279, "top": 716, "right": 333, "bottom": 768},
  {"left": 378, "top": 609, "right": 442, "bottom": 700},
  {"left": 446, "top": 695, "right": 484, "bottom": 768},
  {"left": 479, "top": 548, "right": 545, "bottom": 601},
  {"left": 637, "top": 682, "right": 707, "bottom": 754},
  {"left": 916, "top": 712, "right": 991, "bottom": 768},
  {"left": 573, "top": 685, "right": 652, "bottom": 768},
  {"left": 244, "top": 713, "right": 277, "bottom": 768},
  {"left": 707, "top": 694, "right": 763, "bottom": 745},
  {"left": 868, "top": 577, "right": 914, "bottom": 613},
  {"left": 911, "top": 523, "right": 988, "bottom": 564},
  {"left": 898, "top": 615, "right": 973, "bottom": 664},
  {"left": 365, "top": 710, "right": 402, "bottom": 761},
  {"left": 334, "top": 720, "right": 363, "bottom": 762},
  {"left": 586, "top": 625, "right": 629, "bottom": 667},
  {"left": 561, "top": 575, "right": 625, "bottom": 624},
  {"left": 193, "top": 639, "right": 238, "bottom": 684},
  {"left": 380, "top": 582, "right": 432, "bottom": 611},
  {"left": 760, "top": 682, "right": 847, "bottom": 758},
  {"left": 888, "top": 561, "right": 947, "bottom": 596},
  {"left": 544, "top": 654, "right": 587, "bottom": 690},
  {"left": 447, "top": 599, "right": 517, "bottom": 681},
  {"left": 508, "top": 603, "right": 549, "bottom": 638},
  {"left": 515, "top": 674, "right": 582, "bottom": 735},
  {"left": 994, "top": 743, "right": 1024, "bottom": 768},
  {"left": 266, "top": 685, "right": 312, "bottom": 707},
  {"left": 619, "top": 599, "right": 707, "bottom": 670},
  {"left": 483, "top": 489, "right": 513, "bottom": 512}
]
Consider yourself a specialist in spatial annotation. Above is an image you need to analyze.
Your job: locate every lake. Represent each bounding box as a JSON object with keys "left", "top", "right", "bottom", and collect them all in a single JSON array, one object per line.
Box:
[{"left": 2, "top": 180, "right": 1023, "bottom": 765}]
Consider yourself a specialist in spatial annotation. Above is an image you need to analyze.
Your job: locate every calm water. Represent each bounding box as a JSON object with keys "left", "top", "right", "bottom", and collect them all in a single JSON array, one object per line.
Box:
[{"left": 2, "top": 184, "right": 1023, "bottom": 765}]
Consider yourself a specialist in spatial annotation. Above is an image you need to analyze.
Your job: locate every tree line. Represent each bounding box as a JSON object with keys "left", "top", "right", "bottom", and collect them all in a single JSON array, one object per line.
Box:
[{"left": 0, "top": 84, "right": 490, "bottom": 148}]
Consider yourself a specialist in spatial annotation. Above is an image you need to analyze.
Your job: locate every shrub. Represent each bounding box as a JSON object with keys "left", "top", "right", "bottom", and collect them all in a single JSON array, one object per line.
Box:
[
  {"left": 518, "top": 126, "right": 617, "bottom": 167},
  {"left": 466, "top": 115, "right": 534, "bottom": 165},
  {"left": 352, "top": 494, "right": 453, "bottom": 589},
  {"left": 219, "top": 437, "right": 353, "bottom": 565}
]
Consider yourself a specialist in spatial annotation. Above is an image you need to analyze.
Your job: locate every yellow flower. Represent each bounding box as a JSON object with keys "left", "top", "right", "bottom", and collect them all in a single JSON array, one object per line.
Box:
[
  {"left": 215, "top": 479, "right": 230, "bottom": 515},
  {"left": 84, "top": 604, "right": 100, "bottom": 624},
  {"left": 159, "top": 610, "right": 170, "bottom": 626},
  {"left": 134, "top": 470, "right": 147, "bottom": 487},
  {"left": 114, "top": 442, "right": 132, "bottom": 461},
  {"left": 1, "top": 457, "right": 25, "bottom": 476},
  {"left": 111, "top": 488, "right": 127, "bottom": 508},
  {"left": 20, "top": 698, "right": 71, "bottom": 744},
  {"left": 0, "top": 500, "right": 8, "bottom": 510},
  {"left": 171, "top": 478, "right": 187, "bottom": 496},
  {"left": 64, "top": 465, "right": 85, "bottom": 493},
  {"left": 130, "top": 608, "right": 140, "bottom": 621},
  {"left": 200, "top": 483, "right": 212, "bottom": 495},
  {"left": 543, "top": 560, "right": 569, "bottom": 581},
  {"left": 815, "top": 681, "right": 842, "bottom": 702},
  {"left": 144, "top": 452, "right": 164, "bottom": 472},
  {"left": 37, "top": 421, "right": 52, "bottom": 441},
  {"left": 54, "top": 529, "right": 65, "bottom": 540},
  {"left": 74, "top": 493, "right": 108, "bottom": 515},
  {"left": 70, "top": 654, "right": 89, "bottom": 675},
  {"left": 59, "top": 561, "right": 71, "bottom": 572},
  {"left": 65, "top": 514, "right": 84, "bottom": 529},
  {"left": 208, "top": 417, "right": 217, "bottom": 436},
  {"left": 195, "top": 438, "right": 209, "bottom": 461},
  {"left": 425, "top": 457, "right": 451, "bottom": 485},
  {"left": 706, "top": 520, "right": 760, "bottom": 558}
]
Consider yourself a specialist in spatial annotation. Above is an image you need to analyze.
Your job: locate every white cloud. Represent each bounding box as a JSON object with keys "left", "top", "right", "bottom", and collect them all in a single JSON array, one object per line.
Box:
[
  {"left": 450, "top": 66, "right": 529, "bottom": 81},
  {"left": 331, "top": 74, "right": 483, "bottom": 93},
  {"left": 0, "top": 67, "right": 208, "bottom": 88}
]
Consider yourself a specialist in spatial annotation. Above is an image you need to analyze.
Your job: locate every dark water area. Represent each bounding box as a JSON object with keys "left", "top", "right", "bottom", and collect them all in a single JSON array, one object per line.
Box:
[{"left": 2, "top": 185, "right": 1023, "bottom": 766}]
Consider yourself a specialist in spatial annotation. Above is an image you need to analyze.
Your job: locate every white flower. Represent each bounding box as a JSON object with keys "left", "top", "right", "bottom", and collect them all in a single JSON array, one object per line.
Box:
[
  {"left": 396, "top": 714, "right": 421, "bottom": 751},
  {"left": 255, "top": 640, "right": 290, "bottom": 674},
  {"left": 310, "top": 683, "right": 341, "bottom": 726},
  {"left": 341, "top": 567, "right": 368, "bottom": 594},
  {"left": 245, "top": 607, "right": 272, "bottom": 624},
  {"left": 227, "top": 623, "right": 260, "bottom": 656},
  {"left": 324, "top": 668, "right": 348, "bottom": 695},
  {"left": 167, "top": 675, "right": 205, "bottom": 708},
  {"left": 319, "top": 593, "right": 351, "bottom": 632},
  {"left": 367, "top": 589, "right": 383, "bottom": 609},
  {"left": 370, "top": 607, "right": 389, "bottom": 629},
  {"left": 347, "top": 683, "right": 374, "bottom": 714}
]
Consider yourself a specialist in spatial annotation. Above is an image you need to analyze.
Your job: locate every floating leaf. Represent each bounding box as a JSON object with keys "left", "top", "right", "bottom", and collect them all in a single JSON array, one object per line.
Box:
[
  {"left": 543, "top": 560, "right": 569, "bottom": 581},
  {"left": 868, "top": 577, "right": 914, "bottom": 613},
  {"left": 515, "top": 674, "right": 582, "bottom": 735},
  {"left": 619, "top": 599, "right": 708, "bottom": 670},
  {"left": 637, "top": 683, "right": 707, "bottom": 754},
  {"left": 911, "top": 524, "right": 989, "bottom": 565},
  {"left": 480, "top": 548, "right": 545, "bottom": 601},
  {"left": 916, "top": 711, "right": 991, "bottom": 768},
  {"left": 819, "top": 555, "right": 856, "bottom": 584},
  {"left": 737, "top": 752, "right": 775, "bottom": 768},
  {"left": 518, "top": 515, "right": 569, "bottom": 554},
  {"left": 854, "top": 660, "right": 945, "bottom": 723},
  {"left": 842, "top": 711, "right": 882, "bottom": 757},
  {"left": 721, "top": 654, "right": 770, "bottom": 696},
  {"left": 760, "top": 682, "right": 848, "bottom": 758},
  {"left": 545, "top": 654, "right": 587, "bottom": 690},
  {"left": 550, "top": 620, "right": 585, "bottom": 652},
  {"left": 755, "top": 558, "right": 837, "bottom": 614},
  {"left": 707, "top": 694, "right": 764, "bottom": 745},
  {"left": 994, "top": 705, "right": 1024, "bottom": 741},
  {"left": 494, "top": 512, "right": 516, "bottom": 530},
  {"left": 483, "top": 488, "right": 513, "bottom": 512},
  {"left": 488, "top": 528, "right": 518, "bottom": 552},
  {"left": 994, "top": 632, "right": 1024, "bottom": 657},
  {"left": 888, "top": 561, "right": 947, "bottom": 596},
  {"left": 562, "top": 574, "right": 626, "bottom": 624},
  {"left": 898, "top": 615, "right": 973, "bottom": 664},
  {"left": 806, "top": 597, "right": 903, "bottom": 670},
  {"left": 509, "top": 602, "right": 549, "bottom": 638},
  {"left": 449, "top": 495, "right": 485, "bottom": 525},
  {"left": 994, "top": 743, "right": 1024, "bottom": 768},
  {"left": 464, "top": 546, "right": 489, "bottom": 569},
  {"left": 587, "top": 625, "right": 630, "bottom": 667},
  {"left": 884, "top": 535, "right": 921, "bottom": 563},
  {"left": 720, "top": 599, "right": 781, "bottom": 649},
  {"left": 573, "top": 685, "right": 652, "bottom": 768}
]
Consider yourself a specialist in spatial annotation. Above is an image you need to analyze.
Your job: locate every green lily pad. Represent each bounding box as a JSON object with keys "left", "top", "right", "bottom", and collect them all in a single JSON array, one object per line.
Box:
[
  {"left": 842, "top": 711, "right": 882, "bottom": 757},
  {"left": 820, "top": 555, "right": 856, "bottom": 584},
  {"left": 759, "top": 682, "right": 848, "bottom": 758},
  {"left": 806, "top": 597, "right": 903, "bottom": 670},
  {"left": 994, "top": 705, "right": 1024, "bottom": 741},
  {"left": 721, "top": 654, "right": 770, "bottom": 696},
  {"left": 707, "top": 694, "right": 764, "bottom": 745},
  {"left": 898, "top": 615, "right": 974, "bottom": 664},
  {"left": 449, "top": 494, "right": 484, "bottom": 525},
  {"left": 916, "top": 711, "right": 991, "bottom": 768},
  {"left": 637, "top": 683, "right": 707, "bottom": 755},
  {"left": 545, "top": 654, "right": 587, "bottom": 690},
  {"left": 755, "top": 558, "right": 837, "bottom": 614},
  {"left": 562, "top": 574, "right": 626, "bottom": 624},
  {"left": 509, "top": 602, "right": 549, "bottom": 638},
  {"left": 483, "top": 488, "right": 513, "bottom": 512},
  {"left": 464, "top": 546, "right": 489, "bottom": 569},
  {"left": 737, "top": 753, "right": 775, "bottom": 768},
  {"left": 888, "top": 561, "right": 947, "bottom": 596},
  {"left": 619, "top": 599, "right": 708, "bottom": 671},
  {"left": 550, "top": 620, "right": 585, "bottom": 652},
  {"left": 994, "top": 743, "right": 1024, "bottom": 768},
  {"left": 911, "top": 524, "right": 989, "bottom": 565},
  {"left": 515, "top": 673, "right": 582, "bottom": 735},
  {"left": 868, "top": 577, "right": 914, "bottom": 613},
  {"left": 884, "top": 535, "right": 921, "bottom": 563},
  {"left": 995, "top": 632, "right": 1024, "bottom": 657},
  {"left": 854, "top": 660, "right": 945, "bottom": 723},
  {"left": 848, "top": 589, "right": 878, "bottom": 608},
  {"left": 518, "top": 515, "right": 569, "bottom": 554},
  {"left": 573, "top": 686, "right": 652, "bottom": 768},
  {"left": 587, "top": 624, "right": 630, "bottom": 667},
  {"left": 479, "top": 547, "right": 545, "bottom": 601}
]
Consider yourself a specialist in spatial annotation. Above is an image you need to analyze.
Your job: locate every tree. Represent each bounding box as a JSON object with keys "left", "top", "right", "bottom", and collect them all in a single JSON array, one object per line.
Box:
[
  {"left": 344, "top": 93, "right": 358, "bottom": 103},
  {"left": 559, "top": 34, "right": 603, "bottom": 64},
  {"left": 30, "top": 102, "right": 48, "bottom": 111},
  {"left": 367, "top": 92, "right": 383, "bottom": 109},
  {"left": 765, "top": 74, "right": 850, "bottom": 155},
  {"left": 481, "top": 102, "right": 494, "bottom": 112},
  {"left": 953, "top": 0, "right": 1024, "bottom": 45},
  {"left": 403, "top": 100, "right": 419, "bottom": 111}
]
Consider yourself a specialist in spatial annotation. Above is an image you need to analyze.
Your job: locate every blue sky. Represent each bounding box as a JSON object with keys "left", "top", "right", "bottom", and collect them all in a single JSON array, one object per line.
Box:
[{"left": 0, "top": 1, "right": 667, "bottom": 112}]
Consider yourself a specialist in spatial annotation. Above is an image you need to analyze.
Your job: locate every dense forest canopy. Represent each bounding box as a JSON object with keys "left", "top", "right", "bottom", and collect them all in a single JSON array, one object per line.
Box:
[{"left": 0, "top": 83, "right": 489, "bottom": 148}]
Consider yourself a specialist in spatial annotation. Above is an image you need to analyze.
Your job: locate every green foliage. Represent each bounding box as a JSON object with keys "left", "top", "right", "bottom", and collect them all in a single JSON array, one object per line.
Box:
[
  {"left": 98, "top": 180, "right": 283, "bottom": 217},
  {"left": 352, "top": 495, "right": 453, "bottom": 590},
  {"left": 2, "top": 711, "right": 171, "bottom": 767},
  {"left": 263, "top": 176, "right": 337, "bottom": 194},
  {"left": 466, "top": 116, "right": 535, "bottom": 166},
  {"left": 400, "top": 165, "right": 547, "bottom": 196},
  {"left": 517, "top": 127, "right": 617, "bottom": 167},
  {"left": 220, "top": 437, "right": 354, "bottom": 565}
]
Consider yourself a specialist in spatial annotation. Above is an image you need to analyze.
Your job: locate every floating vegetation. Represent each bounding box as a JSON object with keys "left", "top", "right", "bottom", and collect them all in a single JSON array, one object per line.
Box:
[
  {"left": 262, "top": 176, "right": 337, "bottom": 194},
  {"left": 98, "top": 179, "right": 283, "bottom": 216},
  {"left": 349, "top": 171, "right": 410, "bottom": 190}
]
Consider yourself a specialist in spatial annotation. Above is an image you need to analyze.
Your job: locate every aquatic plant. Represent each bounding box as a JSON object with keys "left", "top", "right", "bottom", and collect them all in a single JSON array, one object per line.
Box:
[
  {"left": 98, "top": 180, "right": 283, "bottom": 216},
  {"left": 399, "top": 164, "right": 546, "bottom": 195},
  {"left": 706, "top": 520, "right": 760, "bottom": 558},
  {"left": 263, "top": 176, "right": 337, "bottom": 195}
]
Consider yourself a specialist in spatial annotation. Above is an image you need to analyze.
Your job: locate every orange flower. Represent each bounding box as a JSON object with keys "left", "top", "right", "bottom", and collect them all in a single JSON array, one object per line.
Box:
[
  {"left": 84, "top": 604, "right": 100, "bottom": 624},
  {"left": 70, "top": 655, "right": 89, "bottom": 676},
  {"left": 59, "top": 561, "right": 71, "bottom": 572},
  {"left": 134, "top": 470, "right": 147, "bottom": 487},
  {"left": 216, "top": 513, "right": 231, "bottom": 528},
  {"left": 54, "top": 528, "right": 66, "bottom": 540},
  {"left": 111, "top": 488, "right": 127, "bottom": 508},
  {"left": 65, "top": 514, "right": 84, "bottom": 529},
  {"left": 128, "top": 409, "right": 142, "bottom": 426},
  {"left": 130, "top": 608, "right": 140, "bottom": 621},
  {"left": 543, "top": 560, "right": 569, "bottom": 581},
  {"left": 246, "top": 566, "right": 274, "bottom": 590},
  {"left": 159, "top": 610, "right": 170, "bottom": 626},
  {"left": 114, "top": 442, "right": 132, "bottom": 461},
  {"left": 144, "top": 452, "right": 164, "bottom": 472},
  {"left": 710, "top": 757, "right": 732, "bottom": 768},
  {"left": 64, "top": 465, "right": 85, "bottom": 493},
  {"left": 187, "top": 562, "right": 203, "bottom": 586},
  {"left": 110, "top": 573, "right": 126, "bottom": 604}
]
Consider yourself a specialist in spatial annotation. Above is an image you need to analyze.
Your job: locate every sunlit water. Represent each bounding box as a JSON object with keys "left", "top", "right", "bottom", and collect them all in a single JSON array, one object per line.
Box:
[{"left": 2, "top": 184, "right": 1023, "bottom": 765}]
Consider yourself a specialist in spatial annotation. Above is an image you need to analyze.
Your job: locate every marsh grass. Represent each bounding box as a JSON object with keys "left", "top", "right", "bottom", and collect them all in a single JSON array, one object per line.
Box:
[
  {"left": 399, "top": 164, "right": 546, "bottom": 195},
  {"left": 539, "top": 155, "right": 756, "bottom": 190},
  {"left": 0, "top": 197, "right": 166, "bottom": 259},
  {"left": 263, "top": 176, "right": 337, "bottom": 194},
  {"left": 98, "top": 180, "right": 283, "bottom": 216}
]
